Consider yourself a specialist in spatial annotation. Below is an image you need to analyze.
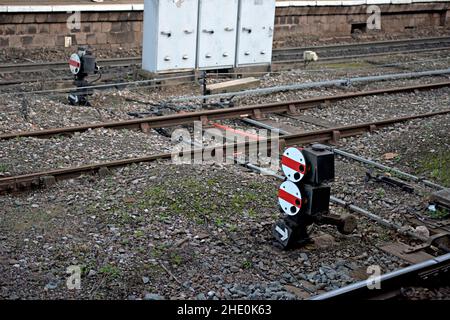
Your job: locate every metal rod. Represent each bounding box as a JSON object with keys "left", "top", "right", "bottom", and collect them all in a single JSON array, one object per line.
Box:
[
  {"left": 326, "top": 146, "right": 446, "bottom": 190},
  {"left": 169, "top": 68, "right": 450, "bottom": 102},
  {"left": 246, "top": 121, "right": 447, "bottom": 192},
  {"left": 241, "top": 118, "right": 290, "bottom": 135},
  {"left": 329, "top": 196, "right": 428, "bottom": 242}
]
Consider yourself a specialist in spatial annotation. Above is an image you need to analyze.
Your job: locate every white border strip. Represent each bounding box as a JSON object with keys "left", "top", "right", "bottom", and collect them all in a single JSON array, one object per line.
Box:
[
  {"left": 2, "top": 4, "right": 137, "bottom": 13},
  {"left": 1, "top": 1, "right": 449, "bottom": 12}
]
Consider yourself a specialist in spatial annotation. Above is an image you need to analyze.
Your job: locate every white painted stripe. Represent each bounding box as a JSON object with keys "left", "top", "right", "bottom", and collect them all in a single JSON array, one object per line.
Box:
[
  {"left": 282, "top": 165, "right": 299, "bottom": 181},
  {"left": 2, "top": 1, "right": 450, "bottom": 13},
  {"left": 390, "top": 0, "right": 412, "bottom": 4},
  {"left": 341, "top": 0, "right": 367, "bottom": 5},
  {"left": 278, "top": 198, "right": 300, "bottom": 216},
  {"left": 5, "top": 4, "right": 138, "bottom": 13}
]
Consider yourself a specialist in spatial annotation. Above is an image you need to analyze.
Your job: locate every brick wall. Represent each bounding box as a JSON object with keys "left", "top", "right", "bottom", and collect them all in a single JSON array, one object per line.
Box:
[
  {"left": 0, "top": 3, "right": 449, "bottom": 49},
  {"left": 274, "top": 3, "right": 450, "bottom": 40},
  {"left": 0, "top": 11, "right": 143, "bottom": 49}
]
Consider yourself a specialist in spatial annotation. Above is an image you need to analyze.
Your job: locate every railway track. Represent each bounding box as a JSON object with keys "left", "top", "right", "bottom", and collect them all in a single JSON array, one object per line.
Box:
[
  {"left": 311, "top": 253, "right": 450, "bottom": 300},
  {"left": 1, "top": 108, "right": 449, "bottom": 194},
  {"left": 1, "top": 36, "right": 449, "bottom": 87},
  {"left": 272, "top": 36, "right": 450, "bottom": 62},
  {"left": 1, "top": 81, "right": 449, "bottom": 140},
  {"left": 0, "top": 57, "right": 141, "bottom": 75}
]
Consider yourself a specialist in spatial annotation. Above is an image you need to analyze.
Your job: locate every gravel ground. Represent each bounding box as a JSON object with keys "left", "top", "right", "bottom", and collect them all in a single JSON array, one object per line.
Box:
[
  {"left": 1, "top": 40, "right": 449, "bottom": 300},
  {"left": 341, "top": 114, "right": 450, "bottom": 189},
  {"left": 1, "top": 107, "right": 449, "bottom": 300},
  {"left": 0, "top": 161, "right": 406, "bottom": 300},
  {"left": 0, "top": 128, "right": 173, "bottom": 176}
]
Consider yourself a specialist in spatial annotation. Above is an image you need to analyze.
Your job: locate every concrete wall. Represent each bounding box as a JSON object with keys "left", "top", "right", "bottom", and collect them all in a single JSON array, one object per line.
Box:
[{"left": 0, "top": 2, "right": 449, "bottom": 49}]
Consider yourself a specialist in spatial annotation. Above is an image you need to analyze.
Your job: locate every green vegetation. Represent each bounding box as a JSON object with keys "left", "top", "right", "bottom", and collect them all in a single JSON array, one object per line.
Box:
[
  {"left": 378, "top": 229, "right": 391, "bottom": 242},
  {"left": 99, "top": 264, "right": 121, "bottom": 278},
  {"left": 417, "top": 150, "right": 450, "bottom": 187},
  {"left": 376, "top": 188, "right": 385, "bottom": 198},
  {"left": 134, "top": 230, "right": 145, "bottom": 238},
  {"left": 428, "top": 208, "right": 449, "bottom": 220},
  {"left": 241, "top": 259, "right": 253, "bottom": 269},
  {"left": 151, "top": 244, "right": 169, "bottom": 258},
  {"left": 134, "top": 176, "right": 267, "bottom": 226},
  {"left": 0, "top": 163, "right": 9, "bottom": 173},
  {"left": 170, "top": 252, "right": 183, "bottom": 266}
]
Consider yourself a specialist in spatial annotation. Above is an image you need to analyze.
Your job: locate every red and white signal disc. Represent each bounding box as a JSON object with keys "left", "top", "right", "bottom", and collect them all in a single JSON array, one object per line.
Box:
[
  {"left": 278, "top": 180, "right": 302, "bottom": 216},
  {"left": 281, "top": 147, "right": 306, "bottom": 182},
  {"left": 69, "top": 53, "right": 81, "bottom": 75}
]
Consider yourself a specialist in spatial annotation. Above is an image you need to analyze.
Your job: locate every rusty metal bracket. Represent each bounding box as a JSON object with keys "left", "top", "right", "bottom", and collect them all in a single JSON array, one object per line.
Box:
[
  {"left": 404, "top": 232, "right": 450, "bottom": 253},
  {"left": 330, "top": 130, "right": 341, "bottom": 144},
  {"left": 140, "top": 122, "right": 150, "bottom": 133},
  {"left": 200, "top": 115, "right": 209, "bottom": 126},
  {"left": 287, "top": 104, "right": 299, "bottom": 115},
  {"left": 251, "top": 108, "right": 264, "bottom": 120}
]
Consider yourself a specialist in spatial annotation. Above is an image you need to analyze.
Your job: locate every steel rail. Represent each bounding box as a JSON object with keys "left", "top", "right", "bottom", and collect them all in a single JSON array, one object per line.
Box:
[
  {"left": 310, "top": 253, "right": 450, "bottom": 300},
  {"left": 272, "top": 36, "right": 450, "bottom": 56},
  {"left": 1, "top": 81, "right": 448, "bottom": 141},
  {"left": 273, "top": 47, "right": 450, "bottom": 66},
  {"left": 0, "top": 57, "right": 141, "bottom": 74},
  {"left": 169, "top": 68, "right": 450, "bottom": 103},
  {"left": 1, "top": 108, "right": 449, "bottom": 193}
]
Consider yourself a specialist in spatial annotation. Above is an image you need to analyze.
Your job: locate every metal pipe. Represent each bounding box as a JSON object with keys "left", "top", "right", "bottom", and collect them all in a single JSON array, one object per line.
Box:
[
  {"left": 241, "top": 118, "right": 290, "bottom": 135},
  {"left": 1, "top": 74, "right": 196, "bottom": 96},
  {"left": 325, "top": 146, "right": 446, "bottom": 190},
  {"left": 169, "top": 68, "right": 450, "bottom": 102},
  {"left": 329, "top": 196, "right": 428, "bottom": 243}
]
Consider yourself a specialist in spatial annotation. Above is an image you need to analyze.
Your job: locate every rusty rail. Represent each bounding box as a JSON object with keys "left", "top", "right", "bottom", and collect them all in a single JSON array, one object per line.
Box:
[
  {"left": 1, "top": 108, "right": 449, "bottom": 194},
  {"left": 1, "top": 81, "right": 449, "bottom": 141}
]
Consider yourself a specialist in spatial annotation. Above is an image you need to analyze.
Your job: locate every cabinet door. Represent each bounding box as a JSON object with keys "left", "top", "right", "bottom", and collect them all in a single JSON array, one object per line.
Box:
[
  {"left": 197, "top": 0, "right": 239, "bottom": 69},
  {"left": 156, "top": 0, "right": 198, "bottom": 71},
  {"left": 236, "top": 0, "right": 276, "bottom": 66}
]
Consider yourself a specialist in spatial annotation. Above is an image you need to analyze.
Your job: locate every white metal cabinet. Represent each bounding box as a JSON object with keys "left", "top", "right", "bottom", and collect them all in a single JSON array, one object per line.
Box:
[
  {"left": 142, "top": 0, "right": 198, "bottom": 72},
  {"left": 236, "top": 0, "right": 276, "bottom": 66},
  {"left": 197, "top": 0, "right": 239, "bottom": 69}
]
